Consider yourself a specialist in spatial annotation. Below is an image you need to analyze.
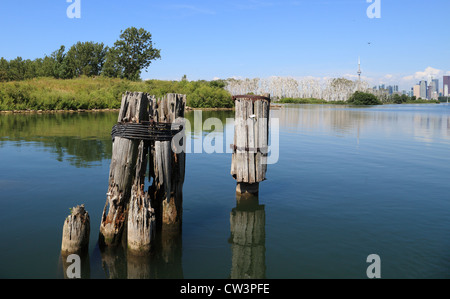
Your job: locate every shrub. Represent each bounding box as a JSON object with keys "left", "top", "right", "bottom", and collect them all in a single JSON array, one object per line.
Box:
[{"left": 347, "top": 91, "right": 382, "bottom": 105}]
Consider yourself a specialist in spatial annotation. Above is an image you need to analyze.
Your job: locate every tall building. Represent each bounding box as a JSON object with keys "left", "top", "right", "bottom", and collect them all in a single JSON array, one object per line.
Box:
[
  {"left": 419, "top": 80, "right": 428, "bottom": 99},
  {"left": 428, "top": 79, "right": 439, "bottom": 99},
  {"left": 444, "top": 76, "right": 450, "bottom": 97},
  {"left": 413, "top": 84, "right": 421, "bottom": 98},
  {"left": 432, "top": 79, "right": 439, "bottom": 94}
]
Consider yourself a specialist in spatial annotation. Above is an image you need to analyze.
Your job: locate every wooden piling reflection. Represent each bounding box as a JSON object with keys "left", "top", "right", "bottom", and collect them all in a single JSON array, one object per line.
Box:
[
  {"left": 97, "top": 229, "right": 183, "bottom": 279},
  {"left": 229, "top": 194, "right": 266, "bottom": 279}
]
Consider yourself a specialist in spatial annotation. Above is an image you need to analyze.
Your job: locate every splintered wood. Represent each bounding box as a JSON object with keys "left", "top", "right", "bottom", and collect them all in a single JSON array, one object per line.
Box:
[
  {"left": 100, "top": 92, "right": 150, "bottom": 248},
  {"left": 99, "top": 92, "right": 186, "bottom": 254}
]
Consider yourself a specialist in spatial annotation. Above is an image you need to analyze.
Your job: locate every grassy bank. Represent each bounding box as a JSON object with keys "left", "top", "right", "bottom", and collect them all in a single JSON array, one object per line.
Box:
[{"left": 0, "top": 77, "right": 233, "bottom": 111}]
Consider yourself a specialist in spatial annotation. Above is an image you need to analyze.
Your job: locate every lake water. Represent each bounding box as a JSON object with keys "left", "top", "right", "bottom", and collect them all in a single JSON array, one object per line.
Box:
[{"left": 0, "top": 104, "right": 449, "bottom": 279}]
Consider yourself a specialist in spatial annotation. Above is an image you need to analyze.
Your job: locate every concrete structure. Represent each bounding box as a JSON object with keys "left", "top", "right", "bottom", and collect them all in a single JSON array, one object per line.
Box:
[
  {"left": 444, "top": 76, "right": 450, "bottom": 97},
  {"left": 357, "top": 57, "right": 362, "bottom": 82},
  {"left": 419, "top": 80, "right": 428, "bottom": 99},
  {"left": 432, "top": 79, "right": 439, "bottom": 94}
]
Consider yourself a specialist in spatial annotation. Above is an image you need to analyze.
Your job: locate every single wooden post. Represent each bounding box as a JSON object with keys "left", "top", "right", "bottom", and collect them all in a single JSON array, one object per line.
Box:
[
  {"left": 149, "top": 93, "right": 186, "bottom": 233},
  {"left": 61, "top": 204, "right": 90, "bottom": 254},
  {"left": 231, "top": 94, "right": 270, "bottom": 197},
  {"left": 100, "top": 92, "right": 149, "bottom": 247}
]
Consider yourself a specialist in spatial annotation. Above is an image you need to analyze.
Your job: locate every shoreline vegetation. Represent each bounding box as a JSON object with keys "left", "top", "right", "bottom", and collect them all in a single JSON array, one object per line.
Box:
[
  {"left": 278, "top": 94, "right": 440, "bottom": 105},
  {"left": 0, "top": 76, "right": 234, "bottom": 112},
  {"left": 0, "top": 77, "right": 440, "bottom": 113}
]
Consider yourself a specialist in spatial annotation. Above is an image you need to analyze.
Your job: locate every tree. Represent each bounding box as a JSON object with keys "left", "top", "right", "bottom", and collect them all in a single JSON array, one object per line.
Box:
[
  {"left": 113, "top": 27, "right": 161, "bottom": 81},
  {"left": 51, "top": 45, "right": 69, "bottom": 79},
  {"left": 348, "top": 91, "right": 382, "bottom": 105},
  {"left": 0, "top": 58, "right": 8, "bottom": 82},
  {"left": 102, "top": 47, "right": 123, "bottom": 78},
  {"left": 392, "top": 94, "right": 402, "bottom": 104},
  {"left": 8, "top": 57, "right": 26, "bottom": 81},
  {"left": 66, "top": 41, "right": 107, "bottom": 78},
  {"left": 41, "top": 55, "right": 56, "bottom": 77}
]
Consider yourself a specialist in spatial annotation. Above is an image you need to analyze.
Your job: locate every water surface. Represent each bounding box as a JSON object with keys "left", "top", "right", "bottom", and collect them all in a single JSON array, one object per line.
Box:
[{"left": 0, "top": 104, "right": 449, "bottom": 279}]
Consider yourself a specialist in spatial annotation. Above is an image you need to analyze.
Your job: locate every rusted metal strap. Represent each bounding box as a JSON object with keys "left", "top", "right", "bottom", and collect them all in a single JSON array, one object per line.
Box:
[
  {"left": 230, "top": 144, "right": 268, "bottom": 155},
  {"left": 111, "top": 121, "right": 183, "bottom": 142},
  {"left": 232, "top": 95, "right": 271, "bottom": 103}
]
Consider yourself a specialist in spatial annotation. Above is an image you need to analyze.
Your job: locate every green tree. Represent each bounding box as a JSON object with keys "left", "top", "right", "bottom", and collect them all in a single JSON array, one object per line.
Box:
[
  {"left": 113, "top": 27, "right": 161, "bottom": 81},
  {"left": 102, "top": 47, "right": 124, "bottom": 78},
  {"left": 392, "top": 94, "right": 402, "bottom": 104},
  {"left": 66, "top": 41, "right": 107, "bottom": 78},
  {"left": 0, "top": 58, "right": 8, "bottom": 82},
  {"left": 41, "top": 55, "right": 56, "bottom": 77},
  {"left": 8, "top": 57, "right": 26, "bottom": 81},
  {"left": 209, "top": 79, "right": 227, "bottom": 89},
  {"left": 347, "top": 91, "right": 382, "bottom": 105},
  {"left": 51, "top": 45, "right": 69, "bottom": 79}
]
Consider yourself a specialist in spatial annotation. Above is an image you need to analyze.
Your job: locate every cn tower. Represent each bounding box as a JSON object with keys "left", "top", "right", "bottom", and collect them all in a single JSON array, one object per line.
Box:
[{"left": 357, "top": 56, "right": 362, "bottom": 82}]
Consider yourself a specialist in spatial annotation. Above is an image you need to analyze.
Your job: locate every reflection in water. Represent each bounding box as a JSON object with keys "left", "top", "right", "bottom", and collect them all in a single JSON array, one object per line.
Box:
[
  {"left": 60, "top": 251, "right": 91, "bottom": 279},
  {"left": 2, "top": 105, "right": 450, "bottom": 278},
  {"left": 229, "top": 194, "right": 266, "bottom": 279},
  {"left": 0, "top": 112, "right": 116, "bottom": 167},
  {"left": 1, "top": 106, "right": 449, "bottom": 169},
  {"left": 274, "top": 104, "right": 450, "bottom": 143},
  {"left": 84, "top": 228, "right": 184, "bottom": 279}
]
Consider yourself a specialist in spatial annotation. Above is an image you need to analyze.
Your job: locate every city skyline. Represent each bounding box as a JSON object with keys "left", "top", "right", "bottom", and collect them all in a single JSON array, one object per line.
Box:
[
  {"left": 0, "top": 0, "right": 449, "bottom": 90},
  {"left": 373, "top": 74, "right": 450, "bottom": 100}
]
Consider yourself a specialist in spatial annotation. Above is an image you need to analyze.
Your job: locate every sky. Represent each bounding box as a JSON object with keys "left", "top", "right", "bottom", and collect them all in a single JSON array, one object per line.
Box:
[{"left": 0, "top": 0, "right": 449, "bottom": 91}]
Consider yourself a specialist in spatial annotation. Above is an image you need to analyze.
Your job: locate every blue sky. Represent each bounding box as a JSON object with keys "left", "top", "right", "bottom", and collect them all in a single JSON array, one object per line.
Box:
[{"left": 1, "top": 0, "right": 449, "bottom": 90}]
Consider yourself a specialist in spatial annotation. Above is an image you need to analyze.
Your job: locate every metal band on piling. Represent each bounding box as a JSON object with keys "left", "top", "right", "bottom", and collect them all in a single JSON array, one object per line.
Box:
[
  {"left": 230, "top": 144, "right": 269, "bottom": 156},
  {"left": 111, "top": 121, "right": 183, "bottom": 142},
  {"left": 232, "top": 95, "right": 271, "bottom": 103}
]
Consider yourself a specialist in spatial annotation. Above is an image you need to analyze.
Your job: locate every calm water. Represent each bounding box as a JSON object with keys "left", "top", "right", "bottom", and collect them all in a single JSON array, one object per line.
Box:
[{"left": 1, "top": 104, "right": 450, "bottom": 279}]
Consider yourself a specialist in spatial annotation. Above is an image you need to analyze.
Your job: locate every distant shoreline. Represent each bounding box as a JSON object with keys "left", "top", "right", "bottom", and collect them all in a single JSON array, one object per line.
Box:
[
  {"left": 0, "top": 105, "right": 285, "bottom": 114},
  {"left": 2, "top": 102, "right": 443, "bottom": 114}
]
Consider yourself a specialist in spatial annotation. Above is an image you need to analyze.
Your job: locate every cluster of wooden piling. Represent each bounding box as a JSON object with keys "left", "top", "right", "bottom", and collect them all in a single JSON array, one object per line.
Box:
[
  {"left": 60, "top": 91, "right": 271, "bottom": 278},
  {"left": 100, "top": 92, "right": 186, "bottom": 255},
  {"left": 61, "top": 92, "right": 186, "bottom": 261}
]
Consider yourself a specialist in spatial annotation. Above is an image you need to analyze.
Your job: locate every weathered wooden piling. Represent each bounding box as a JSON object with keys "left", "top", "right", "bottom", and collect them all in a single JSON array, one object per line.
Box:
[
  {"left": 61, "top": 204, "right": 90, "bottom": 254},
  {"left": 100, "top": 92, "right": 186, "bottom": 255},
  {"left": 100, "top": 92, "right": 150, "bottom": 247},
  {"left": 127, "top": 140, "right": 155, "bottom": 254},
  {"left": 61, "top": 205, "right": 91, "bottom": 278},
  {"left": 231, "top": 94, "right": 270, "bottom": 197},
  {"left": 149, "top": 93, "right": 186, "bottom": 233}
]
